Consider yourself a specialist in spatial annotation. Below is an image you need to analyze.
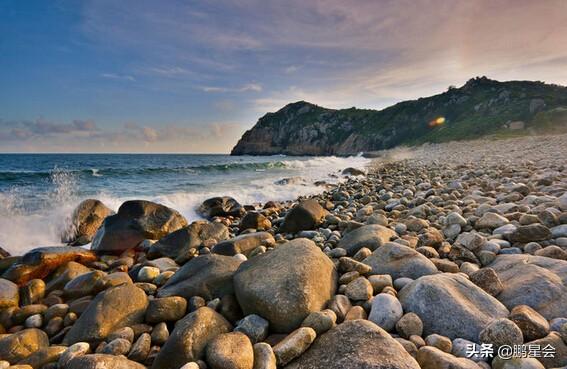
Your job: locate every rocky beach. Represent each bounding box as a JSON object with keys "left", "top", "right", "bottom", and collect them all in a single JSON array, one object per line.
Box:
[{"left": 1, "top": 133, "right": 567, "bottom": 369}]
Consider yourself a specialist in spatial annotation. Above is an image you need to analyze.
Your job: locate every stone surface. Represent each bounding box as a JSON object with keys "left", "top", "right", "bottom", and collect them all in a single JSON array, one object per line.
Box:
[
  {"left": 233, "top": 238, "right": 337, "bottom": 332},
  {"left": 212, "top": 232, "right": 275, "bottom": 256},
  {"left": 91, "top": 200, "right": 188, "bottom": 252},
  {"left": 63, "top": 283, "right": 148, "bottom": 344},
  {"left": 338, "top": 224, "right": 396, "bottom": 256},
  {"left": 284, "top": 320, "right": 420, "bottom": 369},
  {"left": 273, "top": 327, "right": 317, "bottom": 366},
  {"left": 368, "top": 293, "right": 403, "bottom": 332},
  {"left": 235, "top": 314, "right": 270, "bottom": 343},
  {"left": 62, "top": 199, "right": 114, "bottom": 246},
  {"left": 479, "top": 318, "right": 523, "bottom": 347},
  {"left": 470, "top": 267, "right": 504, "bottom": 296},
  {"left": 65, "top": 354, "right": 146, "bottom": 369},
  {"left": 0, "top": 278, "right": 19, "bottom": 308},
  {"left": 509, "top": 305, "right": 550, "bottom": 341},
  {"left": 363, "top": 242, "right": 438, "bottom": 280},
  {"left": 0, "top": 328, "right": 48, "bottom": 364},
  {"left": 489, "top": 254, "right": 567, "bottom": 320},
  {"left": 300, "top": 309, "right": 336, "bottom": 335},
  {"left": 507, "top": 224, "right": 552, "bottom": 243},
  {"left": 158, "top": 254, "right": 242, "bottom": 300},
  {"left": 150, "top": 307, "right": 232, "bottom": 369},
  {"left": 206, "top": 332, "right": 254, "bottom": 369},
  {"left": 280, "top": 199, "right": 327, "bottom": 233},
  {"left": 149, "top": 221, "right": 229, "bottom": 261},
  {"left": 417, "top": 346, "right": 479, "bottom": 369},
  {"left": 253, "top": 342, "right": 276, "bottom": 369},
  {"left": 145, "top": 296, "right": 187, "bottom": 323},
  {"left": 398, "top": 273, "right": 509, "bottom": 342},
  {"left": 198, "top": 196, "right": 244, "bottom": 219}
]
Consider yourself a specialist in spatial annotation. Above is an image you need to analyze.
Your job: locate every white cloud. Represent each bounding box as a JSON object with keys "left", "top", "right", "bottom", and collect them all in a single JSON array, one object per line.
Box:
[{"left": 100, "top": 73, "right": 135, "bottom": 81}]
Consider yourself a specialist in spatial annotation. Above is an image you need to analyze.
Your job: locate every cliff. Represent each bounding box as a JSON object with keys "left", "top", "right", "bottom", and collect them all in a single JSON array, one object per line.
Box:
[{"left": 231, "top": 77, "right": 567, "bottom": 156}]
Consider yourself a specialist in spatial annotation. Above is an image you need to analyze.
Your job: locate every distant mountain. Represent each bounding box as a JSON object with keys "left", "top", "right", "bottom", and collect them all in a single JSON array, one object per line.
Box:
[{"left": 231, "top": 77, "right": 567, "bottom": 156}]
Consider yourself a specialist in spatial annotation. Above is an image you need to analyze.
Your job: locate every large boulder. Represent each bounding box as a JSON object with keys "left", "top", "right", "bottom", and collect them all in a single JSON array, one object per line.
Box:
[
  {"left": 66, "top": 354, "right": 146, "bottom": 369},
  {"left": 62, "top": 199, "right": 114, "bottom": 246},
  {"left": 63, "top": 283, "right": 148, "bottom": 344},
  {"left": 198, "top": 196, "right": 244, "bottom": 219},
  {"left": 91, "top": 200, "right": 187, "bottom": 253},
  {"left": 157, "top": 254, "right": 242, "bottom": 300},
  {"left": 150, "top": 307, "right": 232, "bottom": 369},
  {"left": 233, "top": 238, "right": 337, "bottom": 333},
  {"left": 337, "top": 224, "right": 396, "bottom": 256},
  {"left": 0, "top": 328, "right": 49, "bottom": 364},
  {"left": 489, "top": 254, "right": 567, "bottom": 320},
  {"left": 211, "top": 232, "right": 275, "bottom": 256},
  {"left": 2, "top": 246, "right": 97, "bottom": 285},
  {"left": 280, "top": 199, "right": 328, "bottom": 233},
  {"left": 398, "top": 273, "right": 509, "bottom": 342},
  {"left": 363, "top": 242, "right": 438, "bottom": 279},
  {"left": 0, "top": 278, "right": 19, "bottom": 308},
  {"left": 284, "top": 320, "right": 420, "bottom": 369},
  {"left": 506, "top": 224, "right": 552, "bottom": 243},
  {"left": 148, "top": 221, "right": 229, "bottom": 262}
]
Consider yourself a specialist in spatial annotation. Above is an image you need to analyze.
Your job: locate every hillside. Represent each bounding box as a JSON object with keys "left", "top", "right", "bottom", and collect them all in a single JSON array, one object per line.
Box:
[{"left": 231, "top": 77, "right": 567, "bottom": 156}]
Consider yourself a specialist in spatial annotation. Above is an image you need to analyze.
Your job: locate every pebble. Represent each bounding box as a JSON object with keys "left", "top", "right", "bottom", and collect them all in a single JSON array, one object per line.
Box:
[
  {"left": 273, "top": 327, "right": 317, "bottom": 366},
  {"left": 368, "top": 293, "right": 403, "bottom": 331}
]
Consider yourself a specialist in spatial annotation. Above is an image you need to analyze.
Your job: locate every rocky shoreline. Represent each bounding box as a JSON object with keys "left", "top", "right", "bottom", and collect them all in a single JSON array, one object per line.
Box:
[{"left": 1, "top": 134, "right": 567, "bottom": 369}]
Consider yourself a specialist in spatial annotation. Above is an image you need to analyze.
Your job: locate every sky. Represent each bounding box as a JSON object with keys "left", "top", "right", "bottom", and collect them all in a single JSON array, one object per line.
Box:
[{"left": 1, "top": 0, "right": 567, "bottom": 153}]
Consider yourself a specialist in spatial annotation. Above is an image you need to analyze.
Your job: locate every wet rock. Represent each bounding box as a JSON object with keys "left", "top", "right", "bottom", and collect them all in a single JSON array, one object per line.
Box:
[
  {"left": 63, "top": 283, "right": 148, "bottom": 344},
  {"left": 399, "top": 273, "right": 509, "bottom": 342},
  {"left": 145, "top": 296, "right": 187, "bottom": 323},
  {"left": 212, "top": 232, "right": 275, "bottom": 256},
  {"left": 0, "top": 278, "right": 19, "bottom": 308},
  {"left": 280, "top": 199, "right": 328, "bottom": 233},
  {"left": 206, "top": 332, "right": 254, "bottom": 369},
  {"left": 198, "top": 196, "right": 244, "bottom": 219},
  {"left": 507, "top": 224, "right": 552, "bottom": 243},
  {"left": 284, "top": 320, "right": 420, "bottom": 369},
  {"left": 233, "top": 238, "right": 337, "bottom": 332},
  {"left": 150, "top": 307, "right": 232, "bottom": 369},
  {"left": 17, "top": 345, "right": 66, "bottom": 369},
  {"left": 2, "top": 247, "right": 97, "bottom": 286},
  {"left": 240, "top": 212, "right": 272, "bottom": 231},
  {"left": 62, "top": 199, "right": 114, "bottom": 246},
  {"left": 158, "top": 254, "right": 242, "bottom": 300},
  {"left": 45, "top": 261, "right": 90, "bottom": 293},
  {"left": 91, "top": 200, "right": 188, "bottom": 252},
  {"left": 148, "top": 221, "right": 229, "bottom": 261},
  {"left": 101, "top": 337, "right": 131, "bottom": 355},
  {"left": 128, "top": 332, "right": 151, "bottom": 362},
  {"left": 363, "top": 242, "right": 438, "bottom": 280},
  {"left": 338, "top": 224, "right": 396, "bottom": 256},
  {"left": 0, "top": 328, "right": 48, "bottom": 364}
]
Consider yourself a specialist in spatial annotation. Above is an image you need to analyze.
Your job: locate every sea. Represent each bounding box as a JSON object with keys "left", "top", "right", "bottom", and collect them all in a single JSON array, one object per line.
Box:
[{"left": 0, "top": 153, "right": 370, "bottom": 255}]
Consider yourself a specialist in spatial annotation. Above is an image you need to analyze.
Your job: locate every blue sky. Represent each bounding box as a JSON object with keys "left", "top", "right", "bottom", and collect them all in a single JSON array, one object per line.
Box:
[{"left": 1, "top": 0, "right": 567, "bottom": 152}]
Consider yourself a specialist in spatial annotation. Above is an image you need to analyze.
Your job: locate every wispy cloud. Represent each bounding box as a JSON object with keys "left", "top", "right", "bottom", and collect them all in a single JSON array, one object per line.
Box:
[
  {"left": 100, "top": 73, "right": 135, "bottom": 81},
  {"left": 200, "top": 83, "right": 262, "bottom": 93}
]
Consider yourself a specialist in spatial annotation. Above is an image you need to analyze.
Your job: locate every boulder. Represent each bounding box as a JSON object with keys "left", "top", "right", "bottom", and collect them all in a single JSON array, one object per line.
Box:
[
  {"left": 2, "top": 246, "right": 97, "bottom": 286},
  {"left": 66, "top": 354, "right": 146, "bottom": 369},
  {"left": 338, "top": 225, "right": 396, "bottom": 256},
  {"left": 489, "top": 254, "right": 567, "bottom": 319},
  {"left": 342, "top": 167, "right": 366, "bottom": 176},
  {"left": 17, "top": 345, "right": 66, "bottom": 369},
  {"left": 198, "top": 196, "right": 244, "bottom": 219},
  {"left": 240, "top": 211, "right": 272, "bottom": 230},
  {"left": 284, "top": 320, "right": 420, "bottom": 369},
  {"left": 0, "top": 278, "right": 19, "bottom": 308},
  {"left": 145, "top": 296, "right": 187, "bottom": 323},
  {"left": 506, "top": 224, "right": 552, "bottom": 243},
  {"left": 148, "top": 221, "right": 229, "bottom": 261},
  {"left": 158, "top": 254, "right": 242, "bottom": 300},
  {"left": 509, "top": 305, "right": 550, "bottom": 341},
  {"left": 417, "top": 346, "right": 479, "bottom": 369},
  {"left": 233, "top": 238, "right": 337, "bottom": 332},
  {"left": 0, "top": 328, "right": 49, "bottom": 364},
  {"left": 63, "top": 283, "right": 148, "bottom": 344},
  {"left": 150, "top": 307, "right": 232, "bottom": 369},
  {"left": 211, "top": 232, "right": 275, "bottom": 256},
  {"left": 206, "top": 332, "right": 254, "bottom": 369},
  {"left": 91, "top": 200, "right": 188, "bottom": 253},
  {"left": 528, "top": 332, "right": 567, "bottom": 368},
  {"left": 62, "top": 199, "right": 114, "bottom": 246},
  {"left": 280, "top": 200, "right": 328, "bottom": 233},
  {"left": 45, "top": 261, "right": 91, "bottom": 293},
  {"left": 398, "top": 273, "right": 509, "bottom": 342},
  {"left": 363, "top": 242, "right": 438, "bottom": 279},
  {"left": 475, "top": 212, "right": 509, "bottom": 229}
]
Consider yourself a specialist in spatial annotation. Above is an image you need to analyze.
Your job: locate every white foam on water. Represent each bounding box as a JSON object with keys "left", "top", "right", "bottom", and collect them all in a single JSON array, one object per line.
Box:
[{"left": 0, "top": 155, "right": 370, "bottom": 255}]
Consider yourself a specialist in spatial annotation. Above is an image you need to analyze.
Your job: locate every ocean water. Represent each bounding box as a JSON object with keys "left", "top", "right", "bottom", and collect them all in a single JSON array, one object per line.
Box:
[{"left": 0, "top": 153, "right": 370, "bottom": 255}]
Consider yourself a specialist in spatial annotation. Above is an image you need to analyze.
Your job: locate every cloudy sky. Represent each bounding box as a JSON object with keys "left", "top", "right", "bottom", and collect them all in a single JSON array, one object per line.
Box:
[{"left": 1, "top": 0, "right": 567, "bottom": 152}]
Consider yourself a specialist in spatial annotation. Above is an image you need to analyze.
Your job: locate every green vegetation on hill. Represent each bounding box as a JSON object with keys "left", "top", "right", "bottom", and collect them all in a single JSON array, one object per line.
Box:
[{"left": 231, "top": 77, "right": 567, "bottom": 155}]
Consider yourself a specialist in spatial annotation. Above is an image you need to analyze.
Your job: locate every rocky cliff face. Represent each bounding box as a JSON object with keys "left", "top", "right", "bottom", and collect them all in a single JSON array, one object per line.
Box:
[{"left": 231, "top": 77, "right": 567, "bottom": 156}]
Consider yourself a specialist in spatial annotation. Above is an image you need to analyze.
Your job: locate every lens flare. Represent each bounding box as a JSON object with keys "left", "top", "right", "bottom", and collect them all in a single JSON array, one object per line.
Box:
[{"left": 429, "top": 116, "right": 446, "bottom": 127}]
